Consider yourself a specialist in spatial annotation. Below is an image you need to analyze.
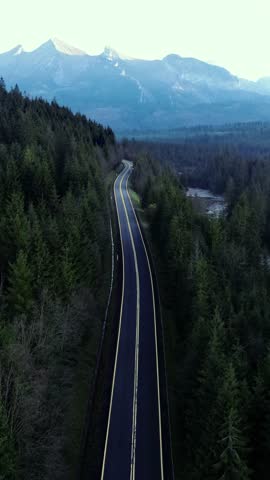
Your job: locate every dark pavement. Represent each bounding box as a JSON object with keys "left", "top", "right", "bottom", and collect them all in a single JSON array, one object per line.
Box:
[{"left": 101, "top": 161, "right": 163, "bottom": 480}]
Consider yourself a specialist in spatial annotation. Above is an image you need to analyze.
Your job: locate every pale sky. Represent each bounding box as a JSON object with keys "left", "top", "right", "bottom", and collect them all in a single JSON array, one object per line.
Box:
[{"left": 0, "top": 0, "right": 269, "bottom": 80}]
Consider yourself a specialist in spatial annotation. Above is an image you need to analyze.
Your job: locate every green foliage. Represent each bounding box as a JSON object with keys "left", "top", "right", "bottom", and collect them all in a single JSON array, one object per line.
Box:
[
  {"left": 7, "top": 251, "right": 33, "bottom": 315},
  {"left": 214, "top": 364, "right": 250, "bottom": 480},
  {"left": 0, "top": 83, "right": 117, "bottom": 478},
  {"left": 133, "top": 152, "right": 270, "bottom": 479},
  {"left": 0, "top": 192, "right": 30, "bottom": 265}
]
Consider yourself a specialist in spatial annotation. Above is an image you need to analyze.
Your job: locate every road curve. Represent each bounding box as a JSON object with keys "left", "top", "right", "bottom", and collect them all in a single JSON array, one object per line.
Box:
[{"left": 101, "top": 161, "right": 164, "bottom": 480}]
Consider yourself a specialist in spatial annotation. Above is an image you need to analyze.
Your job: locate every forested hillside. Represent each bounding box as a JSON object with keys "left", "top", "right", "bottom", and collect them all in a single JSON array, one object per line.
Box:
[
  {"left": 0, "top": 79, "right": 116, "bottom": 479},
  {"left": 132, "top": 153, "right": 270, "bottom": 479}
]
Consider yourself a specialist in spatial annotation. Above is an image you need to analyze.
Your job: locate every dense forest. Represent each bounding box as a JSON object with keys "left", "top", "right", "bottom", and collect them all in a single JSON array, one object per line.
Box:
[
  {"left": 3, "top": 74, "right": 270, "bottom": 480},
  {"left": 0, "top": 79, "right": 117, "bottom": 479},
  {"left": 122, "top": 123, "right": 270, "bottom": 197},
  {"left": 122, "top": 121, "right": 270, "bottom": 146},
  {"left": 132, "top": 149, "right": 270, "bottom": 479}
]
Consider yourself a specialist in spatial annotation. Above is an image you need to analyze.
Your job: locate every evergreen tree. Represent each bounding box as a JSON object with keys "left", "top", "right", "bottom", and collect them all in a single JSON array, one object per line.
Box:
[
  {"left": 192, "top": 310, "right": 227, "bottom": 477},
  {"left": 214, "top": 363, "right": 250, "bottom": 480},
  {"left": 7, "top": 250, "right": 33, "bottom": 315},
  {"left": 0, "top": 192, "right": 30, "bottom": 266}
]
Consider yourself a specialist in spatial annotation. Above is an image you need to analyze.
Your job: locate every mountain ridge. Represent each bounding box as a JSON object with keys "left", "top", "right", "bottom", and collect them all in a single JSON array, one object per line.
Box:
[{"left": 1, "top": 38, "right": 270, "bottom": 131}]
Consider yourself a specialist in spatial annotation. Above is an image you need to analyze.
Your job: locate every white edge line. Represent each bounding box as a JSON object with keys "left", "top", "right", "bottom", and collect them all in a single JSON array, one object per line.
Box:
[
  {"left": 121, "top": 166, "right": 140, "bottom": 480},
  {"left": 104, "top": 220, "right": 115, "bottom": 324},
  {"left": 100, "top": 165, "right": 127, "bottom": 479},
  {"left": 125, "top": 160, "right": 164, "bottom": 480},
  {"left": 101, "top": 163, "right": 141, "bottom": 480}
]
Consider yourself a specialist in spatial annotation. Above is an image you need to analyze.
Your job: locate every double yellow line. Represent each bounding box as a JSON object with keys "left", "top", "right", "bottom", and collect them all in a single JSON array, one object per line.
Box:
[
  {"left": 124, "top": 162, "right": 164, "bottom": 480},
  {"left": 121, "top": 165, "right": 140, "bottom": 480}
]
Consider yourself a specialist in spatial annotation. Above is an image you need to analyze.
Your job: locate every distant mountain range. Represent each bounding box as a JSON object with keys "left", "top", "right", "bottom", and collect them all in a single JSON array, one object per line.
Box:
[{"left": 1, "top": 38, "right": 270, "bottom": 132}]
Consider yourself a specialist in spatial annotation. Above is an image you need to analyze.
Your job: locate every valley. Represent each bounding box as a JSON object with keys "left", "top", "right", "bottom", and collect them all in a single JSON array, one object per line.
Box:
[{"left": 1, "top": 2, "right": 270, "bottom": 477}]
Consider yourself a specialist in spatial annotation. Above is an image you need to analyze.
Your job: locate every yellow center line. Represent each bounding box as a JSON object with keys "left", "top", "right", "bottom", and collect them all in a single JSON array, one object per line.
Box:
[
  {"left": 120, "top": 163, "right": 140, "bottom": 480},
  {"left": 125, "top": 160, "right": 164, "bottom": 480},
  {"left": 100, "top": 163, "right": 140, "bottom": 480}
]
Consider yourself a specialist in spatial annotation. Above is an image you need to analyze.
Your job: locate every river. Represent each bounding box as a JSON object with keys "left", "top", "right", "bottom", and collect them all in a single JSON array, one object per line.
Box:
[{"left": 186, "top": 187, "right": 226, "bottom": 216}]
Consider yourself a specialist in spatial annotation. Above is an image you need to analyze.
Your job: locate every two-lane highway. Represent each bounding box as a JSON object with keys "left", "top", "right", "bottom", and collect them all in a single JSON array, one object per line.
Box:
[{"left": 101, "top": 161, "right": 164, "bottom": 479}]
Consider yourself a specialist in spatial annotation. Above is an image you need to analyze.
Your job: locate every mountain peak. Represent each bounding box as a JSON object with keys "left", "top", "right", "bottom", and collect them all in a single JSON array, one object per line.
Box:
[
  {"left": 50, "top": 38, "right": 87, "bottom": 56},
  {"left": 103, "top": 46, "right": 119, "bottom": 61},
  {"left": 2, "top": 44, "right": 25, "bottom": 57},
  {"left": 36, "top": 38, "right": 87, "bottom": 56},
  {"left": 13, "top": 45, "right": 24, "bottom": 56},
  {"left": 163, "top": 53, "right": 182, "bottom": 61}
]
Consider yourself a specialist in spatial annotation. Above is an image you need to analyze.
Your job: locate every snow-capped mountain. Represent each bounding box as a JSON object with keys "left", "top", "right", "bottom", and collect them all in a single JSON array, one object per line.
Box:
[
  {"left": 45, "top": 38, "right": 87, "bottom": 56},
  {"left": 1, "top": 38, "right": 270, "bottom": 131}
]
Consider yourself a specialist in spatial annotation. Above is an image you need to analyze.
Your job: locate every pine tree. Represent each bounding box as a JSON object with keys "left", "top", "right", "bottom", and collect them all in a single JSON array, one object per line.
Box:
[
  {"left": 0, "top": 192, "right": 30, "bottom": 266},
  {"left": 250, "top": 352, "right": 270, "bottom": 478},
  {"left": 214, "top": 363, "right": 250, "bottom": 480},
  {"left": 7, "top": 251, "right": 33, "bottom": 315},
  {"left": 194, "top": 256, "right": 212, "bottom": 320},
  {"left": 58, "top": 244, "right": 77, "bottom": 301},
  {"left": 30, "top": 209, "right": 51, "bottom": 292},
  {"left": 0, "top": 76, "right": 6, "bottom": 93},
  {"left": 192, "top": 310, "right": 226, "bottom": 477}
]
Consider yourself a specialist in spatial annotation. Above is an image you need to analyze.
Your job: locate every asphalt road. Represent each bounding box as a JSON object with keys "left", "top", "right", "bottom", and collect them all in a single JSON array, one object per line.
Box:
[{"left": 101, "top": 161, "right": 164, "bottom": 479}]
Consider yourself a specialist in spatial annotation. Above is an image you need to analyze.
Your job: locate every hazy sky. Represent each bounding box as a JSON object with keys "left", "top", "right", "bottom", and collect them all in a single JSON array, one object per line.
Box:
[{"left": 0, "top": 0, "right": 269, "bottom": 80}]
